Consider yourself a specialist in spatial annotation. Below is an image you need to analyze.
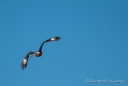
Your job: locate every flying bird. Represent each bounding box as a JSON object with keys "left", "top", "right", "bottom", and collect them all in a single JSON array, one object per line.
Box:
[{"left": 21, "top": 37, "right": 61, "bottom": 70}]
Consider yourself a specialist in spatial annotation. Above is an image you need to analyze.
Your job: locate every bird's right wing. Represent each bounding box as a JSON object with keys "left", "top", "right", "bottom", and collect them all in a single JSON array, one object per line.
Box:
[
  {"left": 45, "top": 37, "right": 61, "bottom": 42},
  {"left": 38, "top": 42, "right": 46, "bottom": 52},
  {"left": 21, "top": 51, "right": 35, "bottom": 70},
  {"left": 38, "top": 37, "right": 61, "bottom": 52}
]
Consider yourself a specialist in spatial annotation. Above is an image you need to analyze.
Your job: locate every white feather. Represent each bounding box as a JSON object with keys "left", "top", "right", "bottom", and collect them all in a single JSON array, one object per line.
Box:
[
  {"left": 23, "top": 59, "right": 27, "bottom": 64},
  {"left": 51, "top": 38, "right": 56, "bottom": 41}
]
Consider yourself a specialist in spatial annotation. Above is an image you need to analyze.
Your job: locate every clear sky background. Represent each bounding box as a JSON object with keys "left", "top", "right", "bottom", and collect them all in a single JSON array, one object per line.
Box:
[{"left": 0, "top": 0, "right": 128, "bottom": 86}]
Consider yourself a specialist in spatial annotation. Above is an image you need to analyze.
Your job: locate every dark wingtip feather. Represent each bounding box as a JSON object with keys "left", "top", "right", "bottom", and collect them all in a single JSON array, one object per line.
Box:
[
  {"left": 54, "top": 37, "right": 61, "bottom": 40},
  {"left": 21, "top": 58, "right": 28, "bottom": 70},
  {"left": 21, "top": 62, "right": 25, "bottom": 70},
  {"left": 21, "top": 52, "right": 32, "bottom": 70},
  {"left": 21, "top": 63, "right": 27, "bottom": 70}
]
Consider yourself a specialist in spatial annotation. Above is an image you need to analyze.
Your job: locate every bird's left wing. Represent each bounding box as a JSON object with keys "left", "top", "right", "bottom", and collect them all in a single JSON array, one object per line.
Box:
[{"left": 21, "top": 51, "right": 35, "bottom": 70}]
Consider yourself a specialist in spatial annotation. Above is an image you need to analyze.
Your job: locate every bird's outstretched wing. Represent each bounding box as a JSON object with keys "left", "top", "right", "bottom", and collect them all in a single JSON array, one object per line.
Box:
[
  {"left": 45, "top": 37, "right": 61, "bottom": 42},
  {"left": 21, "top": 51, "right": 35, "bottom": 70},
  {"left": 38, "top": 41, "right": 46, "bottom": 52},
  {"left": 38, "top": 37, "right": 61, "bottom": 51}
]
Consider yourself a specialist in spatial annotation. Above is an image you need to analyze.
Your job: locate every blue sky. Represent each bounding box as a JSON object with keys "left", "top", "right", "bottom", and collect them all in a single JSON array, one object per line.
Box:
[{"left": 0, "top": 0, "right": 128, "bottom": 86}]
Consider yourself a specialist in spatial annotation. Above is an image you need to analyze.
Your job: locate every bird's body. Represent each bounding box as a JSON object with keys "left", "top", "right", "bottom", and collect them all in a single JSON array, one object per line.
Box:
[
  {"left": 34, "top": 51, "right": 42, "bottom": 57},
  {"left": 21, "top": 37, "right": 61, "bottom": 70}
]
